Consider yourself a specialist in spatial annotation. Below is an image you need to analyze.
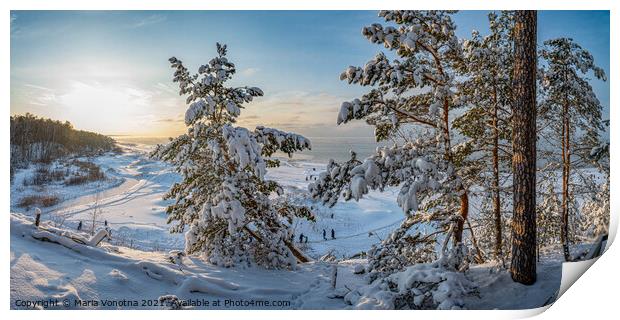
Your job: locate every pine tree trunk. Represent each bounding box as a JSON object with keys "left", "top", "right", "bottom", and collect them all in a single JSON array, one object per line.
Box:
[
  {"left": 454, "top": 190, "right": 469, "bottom": 244},
  {"left": 492, "top": 88, "right": 503, "bottom": 260},
  {"left": 442, "top": 97, "right": 470, "bottom": 246},
  {"left": 510, "top": 10, "right": 538, "bottom": 285},
  {"left": 561, "top": 103, "right": 571, "bottom": 261}
]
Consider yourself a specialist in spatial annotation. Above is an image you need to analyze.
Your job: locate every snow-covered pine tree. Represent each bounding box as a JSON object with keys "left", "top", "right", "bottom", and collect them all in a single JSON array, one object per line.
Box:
[
  {"left": 152, "top": 43, "right": 313, "bottom": 269},
  {"left": 454, "top": 11, "right": 514, "bottom": 261},
  {"left": 538, "top": 37, "right": 607, "bottom": 261},
  {"left": 310, "top": 10, "right": 472, "bottom": 277}
]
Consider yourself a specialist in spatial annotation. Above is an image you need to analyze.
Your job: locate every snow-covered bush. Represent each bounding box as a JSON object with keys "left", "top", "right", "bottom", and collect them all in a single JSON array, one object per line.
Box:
[
  {"left": 153, "top": 44, "right": 313, "bottom": 269},
  {"left": 580, "top": 184, "right": 609, "bottom": 239},
  {"left": 576, "top": 126, "right": 610, "bottom": 241},
  {"left": 344, "top": 246, "right": 475, "bottom": 310}
]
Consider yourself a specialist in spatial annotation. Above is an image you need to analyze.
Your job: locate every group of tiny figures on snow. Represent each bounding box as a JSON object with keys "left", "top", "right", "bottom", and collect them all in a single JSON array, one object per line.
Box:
[{"left": 296, "top": 228, "right": 335, "bottom": 243}]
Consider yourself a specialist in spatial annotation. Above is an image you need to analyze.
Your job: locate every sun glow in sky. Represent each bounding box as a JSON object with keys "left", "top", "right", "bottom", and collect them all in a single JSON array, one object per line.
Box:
[{"left": 10, "top": 11, "right": 610, "bottom": 138}]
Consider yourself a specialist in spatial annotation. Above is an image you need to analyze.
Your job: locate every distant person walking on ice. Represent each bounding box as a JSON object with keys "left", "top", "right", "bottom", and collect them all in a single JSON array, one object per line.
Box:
[
  {"left": 299, "top": 233, "right": 305, "bottom": 243},
  {"left": 323, "top": 229, "right": 327, "bottom": 240},
  {"left": 331, "top": 229, "right": 335, "bottom": 239}
]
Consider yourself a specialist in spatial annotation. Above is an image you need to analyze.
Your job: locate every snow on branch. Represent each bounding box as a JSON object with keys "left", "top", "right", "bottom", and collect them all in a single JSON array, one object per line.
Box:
[
  {"left": 310, "top": 142, "right": 446, "bottom": 216},
  {"left": 253, "top": 126, "right": 311, "bottom": 157},
  {"left": 222, "top": 125, "right": 266, "bottom": 178}
]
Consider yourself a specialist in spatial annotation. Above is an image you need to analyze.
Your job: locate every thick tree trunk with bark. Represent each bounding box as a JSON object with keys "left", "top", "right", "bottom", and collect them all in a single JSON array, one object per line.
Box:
[{"left": 510, "top": 10, "right": 538, "bottom": 285}]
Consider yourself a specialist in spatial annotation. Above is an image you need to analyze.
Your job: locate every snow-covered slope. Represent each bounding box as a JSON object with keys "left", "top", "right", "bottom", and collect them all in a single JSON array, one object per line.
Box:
[
  {"left": 10, "top": 212, "right": 371, "bottom": 310},
  {"left": 10, "top": 211, "right": 563, "bottom": 310}
]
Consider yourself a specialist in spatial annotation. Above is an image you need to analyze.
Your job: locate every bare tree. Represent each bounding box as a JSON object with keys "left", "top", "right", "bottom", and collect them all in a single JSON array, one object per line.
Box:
[{"left": 49, "top": 210, "right": 67, "bottom": 228}]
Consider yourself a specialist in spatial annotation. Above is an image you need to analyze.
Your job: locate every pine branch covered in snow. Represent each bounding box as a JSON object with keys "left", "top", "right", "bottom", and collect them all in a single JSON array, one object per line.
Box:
[
  {"left": 152, "top": 44, "right": 312, "bottom": 269},
  {"left": 254, "top": 126, "right": 312, "bottom": 158},
  {"left": 311, "top": 11, "right": 471, "bottom": 278},
  {"left": 336, "top": 10, "right": 465, "bottom": 143},
  {"left": 310, "top": 138, "right": 460, "bottom": 217}
]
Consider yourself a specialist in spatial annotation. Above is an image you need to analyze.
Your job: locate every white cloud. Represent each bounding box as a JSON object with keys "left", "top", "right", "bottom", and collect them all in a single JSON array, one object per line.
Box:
[
  {"left": 235, "top": 90, "right": 373, "bottom": 137},
  {"left": 131, "top": 14, "right": 166, "bottom": 28},
  {"left": 154, "top": 82, "right": 177, "bottom": 94},
  {"left": 240, "top": 67, "right": 260, "bottom": 77},
  {"left": 23, "top": 83, "right": 58, "bottom": 106}
]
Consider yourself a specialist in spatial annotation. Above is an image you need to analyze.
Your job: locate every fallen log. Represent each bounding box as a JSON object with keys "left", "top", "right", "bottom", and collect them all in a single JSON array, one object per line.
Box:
[
  {"left": 32, "top": 225, "right": 110, "bottom": 248},
  {"left": 31, "top": 229, "right": 89, "bottom": 254}
]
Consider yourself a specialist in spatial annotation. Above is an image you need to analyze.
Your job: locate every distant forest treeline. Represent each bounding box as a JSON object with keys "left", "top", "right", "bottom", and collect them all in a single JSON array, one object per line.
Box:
[{"left": 10, "top": 113, "right": 118, "bottom": 166}]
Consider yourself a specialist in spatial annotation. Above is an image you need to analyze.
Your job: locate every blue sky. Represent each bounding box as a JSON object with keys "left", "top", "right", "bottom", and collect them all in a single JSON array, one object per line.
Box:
[{"left": 10, "top": 10, "right": 610, "bottom": 138}]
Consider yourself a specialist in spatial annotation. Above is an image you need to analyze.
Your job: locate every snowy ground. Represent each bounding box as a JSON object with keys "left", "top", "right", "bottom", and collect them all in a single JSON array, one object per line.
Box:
[
  {"left": 10, "top": 143, "right": 405, "bottom": 256},
  {"left": 10, "top": 212, "right": 566, "bottom": 310},
  {"left": 11, "top": 144, "right": 185, "bottom": 251},
  {"left": 10, "top": 143, "right": 575, "bottom": 309}
]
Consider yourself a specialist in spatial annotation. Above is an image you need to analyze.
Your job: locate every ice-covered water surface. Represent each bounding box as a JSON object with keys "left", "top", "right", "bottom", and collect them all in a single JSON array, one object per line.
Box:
[{"left": 112, "top": 135, "right": 387, "bottom": 163}]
